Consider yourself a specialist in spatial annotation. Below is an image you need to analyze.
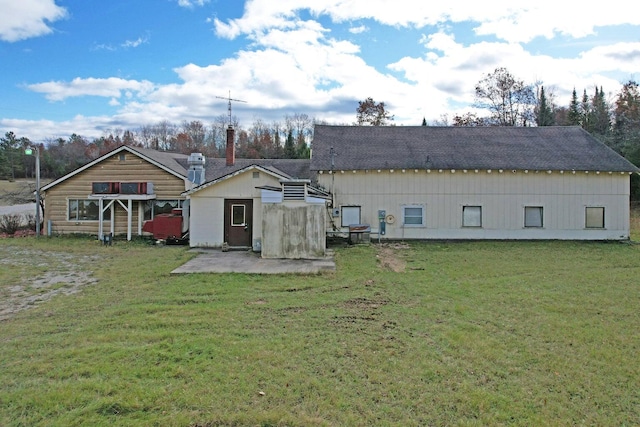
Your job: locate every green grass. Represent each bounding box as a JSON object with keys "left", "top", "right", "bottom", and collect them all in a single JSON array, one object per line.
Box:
[{"left": 1, "top": 234, "right": 639, "bottom": 426}]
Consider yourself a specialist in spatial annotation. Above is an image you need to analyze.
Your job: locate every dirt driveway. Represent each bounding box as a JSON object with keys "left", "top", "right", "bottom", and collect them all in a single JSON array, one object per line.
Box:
[{"left": 0, "top": 246, "right": 99, "bottom": 321}]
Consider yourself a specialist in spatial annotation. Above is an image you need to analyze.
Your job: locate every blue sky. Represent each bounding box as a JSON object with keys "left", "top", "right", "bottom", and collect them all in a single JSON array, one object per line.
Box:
[{"left": 1, "top": 0, "right": 639, "bottom": 142}]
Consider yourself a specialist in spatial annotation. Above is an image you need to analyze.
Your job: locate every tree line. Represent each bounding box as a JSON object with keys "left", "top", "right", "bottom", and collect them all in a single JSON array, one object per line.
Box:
[
  {"left": 0, "top": 113, "right": 316, "bottom": 181},
  {"left": 435, "top": 68, "right": 640, "bottom": 168}
]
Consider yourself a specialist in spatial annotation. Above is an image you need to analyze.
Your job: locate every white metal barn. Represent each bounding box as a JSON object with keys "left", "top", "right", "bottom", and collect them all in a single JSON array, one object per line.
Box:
[{"left": 310, "top": 126, "right": 640, "bottom": 241}]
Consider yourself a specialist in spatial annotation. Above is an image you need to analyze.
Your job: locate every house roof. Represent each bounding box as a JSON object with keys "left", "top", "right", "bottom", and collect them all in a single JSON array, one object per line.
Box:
[
  {"left": 41, "top": 145, "right": 190, "bottom": 192},
  {"left": 183, "top": 161, "right": 313, "bottom": 196},
  {"left": 174, "top": 157, "right": 313, "bottom": 183},
  {"left": 40, "top": 144, "right": 312, "bottom": 194},
  {"left": 310, "top": 125, "right": 640, "bottom": 173}
]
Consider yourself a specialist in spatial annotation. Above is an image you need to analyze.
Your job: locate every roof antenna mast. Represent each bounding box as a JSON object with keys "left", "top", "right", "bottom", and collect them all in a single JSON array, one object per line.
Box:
[{"left": 215, "top": 91, "right": 247, "bottom": 127}]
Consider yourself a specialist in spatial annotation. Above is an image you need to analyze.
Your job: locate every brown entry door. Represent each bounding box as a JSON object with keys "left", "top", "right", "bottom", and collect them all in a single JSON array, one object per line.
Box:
[{"left": 224, "top": 199, "right": 253, "bottom": 247}]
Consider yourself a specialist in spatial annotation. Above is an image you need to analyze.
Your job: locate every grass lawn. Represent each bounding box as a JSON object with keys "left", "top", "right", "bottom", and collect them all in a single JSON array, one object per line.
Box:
[{"left": 1, "top": 230, "right": 639, "bottom": 426}]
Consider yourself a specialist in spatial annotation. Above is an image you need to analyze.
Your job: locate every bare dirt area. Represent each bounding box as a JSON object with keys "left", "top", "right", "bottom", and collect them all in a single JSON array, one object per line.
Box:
[
  {"left": 0, "top": 247, "right": 99, "bottom": 321},
  {"left": 376, "top": 242, "right": 410, "bottom": 272}
]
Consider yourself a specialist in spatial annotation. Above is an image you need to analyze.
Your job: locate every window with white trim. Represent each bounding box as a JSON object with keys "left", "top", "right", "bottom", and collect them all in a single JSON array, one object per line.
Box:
[
  {"left": 402, "top": 205, "right": 424, "bottom": 227},
  {"left": 144, "top": 200, "right": 183, "bottom": 220},
  {"left": 585, "top": 207, "right": 605, "bottom": 229},
  {"left": 232, "top": 204, "right": 246, "bottom": 226},
  {"left": 341, "top": 206, "right": 361, "bottom": 227},
  {"left": 68, "top": 200, "right": 110, "bottom": 221},
  {"left": 463, "top": 206, "right": 482, "bottom": 227},
  {"left": 524, "top": 206, "right": 543, "bottom": 228}
]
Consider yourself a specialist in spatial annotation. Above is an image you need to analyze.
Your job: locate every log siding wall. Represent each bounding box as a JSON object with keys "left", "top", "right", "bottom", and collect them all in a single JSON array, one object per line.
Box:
[{"left": 42, "top": 153, "right": 186, "bottom": 237}]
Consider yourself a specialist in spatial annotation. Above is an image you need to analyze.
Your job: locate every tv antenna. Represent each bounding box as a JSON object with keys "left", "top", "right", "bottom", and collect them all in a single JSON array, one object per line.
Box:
[{"left": 215, "top": 91, "right": 247, "bottom": 126}]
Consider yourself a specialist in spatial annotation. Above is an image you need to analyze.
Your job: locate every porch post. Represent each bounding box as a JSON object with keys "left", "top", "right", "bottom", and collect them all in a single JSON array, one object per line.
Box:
[
  {"left": 127, "top": 198, "right": 132, "bottom": 241},
  {"left": 98, "top": 198, "right": 104, "bottom": 240}
]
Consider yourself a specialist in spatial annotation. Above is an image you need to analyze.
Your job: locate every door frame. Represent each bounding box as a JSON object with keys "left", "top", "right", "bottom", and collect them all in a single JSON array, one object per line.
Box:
[{"left": 223, "top": 199, "right": 253, "bottom": 247}]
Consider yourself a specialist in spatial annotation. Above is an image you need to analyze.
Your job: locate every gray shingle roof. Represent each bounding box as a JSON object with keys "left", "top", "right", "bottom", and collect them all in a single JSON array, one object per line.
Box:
[
  {"left": 127, "top": 146, "right": 189, "bottom": 177},
  {"left": 310, "top": 125, "right": 640, "bottom": 173},
  {"left": 174, "top": 158, "right": 313, "bottom": 182}
]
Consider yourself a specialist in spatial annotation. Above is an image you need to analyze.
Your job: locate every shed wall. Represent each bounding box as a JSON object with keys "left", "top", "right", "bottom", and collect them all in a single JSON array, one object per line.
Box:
[{"left": 188, "top": 170, "right": 282, "bottom": 247}]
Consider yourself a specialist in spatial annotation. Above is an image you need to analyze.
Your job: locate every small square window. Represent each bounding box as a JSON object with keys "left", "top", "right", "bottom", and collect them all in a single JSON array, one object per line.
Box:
[
  {"left": 253, "top": 171, "right": 260, "bottom": 178},
  {"left": 119, "top": 153, "right": 126, "bottom": 161},
  {"left": 524, "top": 206, "right": 543, "bottom": 228},
  {"left": 463, "top": 206, "right": 482, "bottom": 227},
  {"left": 585, "top": 207, "right": 605, "bottom": 229},
  {"left": 341, "top": 206, "right": 361, "bottom": 227},
  {"left": 403, "top": 205, "right": 424, "bottom": 226},
  {"left": 231, "top": 204, "right": 246, "bottom": 226}
]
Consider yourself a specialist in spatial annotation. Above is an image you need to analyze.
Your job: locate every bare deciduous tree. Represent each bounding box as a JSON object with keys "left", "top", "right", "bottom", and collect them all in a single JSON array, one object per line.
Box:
[
  {"left": 474, "top": 67, "right": 535, "bottom": 126},
  {"left": 355, "top": 97, "right": 394, "bottom": 126}
]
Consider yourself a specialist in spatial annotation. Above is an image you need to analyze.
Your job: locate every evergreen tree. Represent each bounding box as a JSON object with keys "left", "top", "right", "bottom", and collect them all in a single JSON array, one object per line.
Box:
[
  {"left": 590, "top": 86, "right": 611, "bottom": 135},
  {"left": 535, "top": 86, "right": 555, "bottom": 126},
  {"left": 284, "top": 129, "right": 296, "bottom": 159},
  {"left": 613, "top": 81, "right": 640, "bottom": 161},
  {"left": 422, "top": 117, "right": 427, "bottom": 126},
  {"left": 581, "top": 89, "right": 591, "bottom": 130},
  {"left": 567, "top": 88, "right": 581, "bottom": 125},
  {"left": 0, "top": 132, "right": 21, "bottom": 180}
]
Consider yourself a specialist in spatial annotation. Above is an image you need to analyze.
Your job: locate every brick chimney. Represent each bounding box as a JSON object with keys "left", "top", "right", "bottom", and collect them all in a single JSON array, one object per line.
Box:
[{"left": 226, "top": 125, "right": 235, "bottom": 166}]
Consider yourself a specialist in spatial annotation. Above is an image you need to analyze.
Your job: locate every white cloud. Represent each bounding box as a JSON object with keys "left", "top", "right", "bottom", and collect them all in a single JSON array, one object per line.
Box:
[
  {"left": 121, "top": 35, "right": 149, "bottom": 49},
  {"left": 27, "top": 77, "right": 155, "bottom": 101},
  {"left": 176, "top": 0, "right": 209, "bottom": 8},
  {"left": 348, "top": 25, "right": 367, "bottom": 34},
  {"left": 0, "top": 0, "right": 67, "bottom": 42},
  {"left": 388, "top": 31, "right": 639, "bottom": 120},
  {"left": 213, "top": 0, "right": 640, "bottom": 43},
  {"left": 5, "top": 1, "right": 640, "bottom": 140}
]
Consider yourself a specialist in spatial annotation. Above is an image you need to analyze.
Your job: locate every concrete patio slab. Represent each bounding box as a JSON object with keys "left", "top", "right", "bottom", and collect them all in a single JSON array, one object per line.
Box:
[{"left": 171, "top": 248, "right": 336, "bottom": 274}]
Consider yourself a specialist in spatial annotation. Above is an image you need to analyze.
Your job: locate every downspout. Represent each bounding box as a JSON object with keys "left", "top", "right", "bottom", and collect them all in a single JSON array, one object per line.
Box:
[{"left": 330, "top": 146, "right": 335, "bottom": 209}]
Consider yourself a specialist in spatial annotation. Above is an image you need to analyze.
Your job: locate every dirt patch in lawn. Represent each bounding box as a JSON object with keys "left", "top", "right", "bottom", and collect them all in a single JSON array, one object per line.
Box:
[
  {"left": 376, "top": 242, "right": 409, "bottom": 273},
  {"left": 0, "top": 247, "right": 99, "bottom": 321}
]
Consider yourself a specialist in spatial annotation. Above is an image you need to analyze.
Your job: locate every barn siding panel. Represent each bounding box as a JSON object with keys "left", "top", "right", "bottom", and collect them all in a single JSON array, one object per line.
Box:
[{"left": 318, "top": 170, "right": 631, "bottom": 240}]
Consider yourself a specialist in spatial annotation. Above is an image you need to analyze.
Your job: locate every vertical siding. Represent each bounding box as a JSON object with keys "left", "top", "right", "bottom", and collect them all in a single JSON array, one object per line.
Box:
[
  {"left": 41, "top": 153, "right": 186, "bottom": 237},
  {"left": 318, "top": 170, "right": 632, "bottom": 240},
  {"left": 261, "top": 204, "right": 326, "bottom": 259}
]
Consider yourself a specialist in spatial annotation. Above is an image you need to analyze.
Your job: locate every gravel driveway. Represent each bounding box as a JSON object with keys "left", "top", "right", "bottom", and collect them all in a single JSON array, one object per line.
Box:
[{"left": 0, "top": 203, "right": 36, "bottom": 217}]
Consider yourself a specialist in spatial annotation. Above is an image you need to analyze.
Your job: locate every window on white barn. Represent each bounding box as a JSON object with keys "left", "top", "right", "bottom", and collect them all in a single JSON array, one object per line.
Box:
[
  {"left": 463, "top": 206, "right": 482, "bottom": 227},
  {"left": 402, "top": 205, "right": 424, "bottom": 227},
  {"left": 341, "top": 206, "right": 361, "bottom": 227},
  {"left": 524, "top": 206, "right": 543, "bottom": 228},
  {"left": 585, "top": 207, "right": 605, "bottom": 229}
]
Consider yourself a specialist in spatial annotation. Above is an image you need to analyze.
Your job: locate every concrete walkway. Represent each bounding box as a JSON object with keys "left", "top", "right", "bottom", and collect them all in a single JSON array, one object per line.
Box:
[{"left": 171, "top": 248, "right": 336, "bottom": 274}]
